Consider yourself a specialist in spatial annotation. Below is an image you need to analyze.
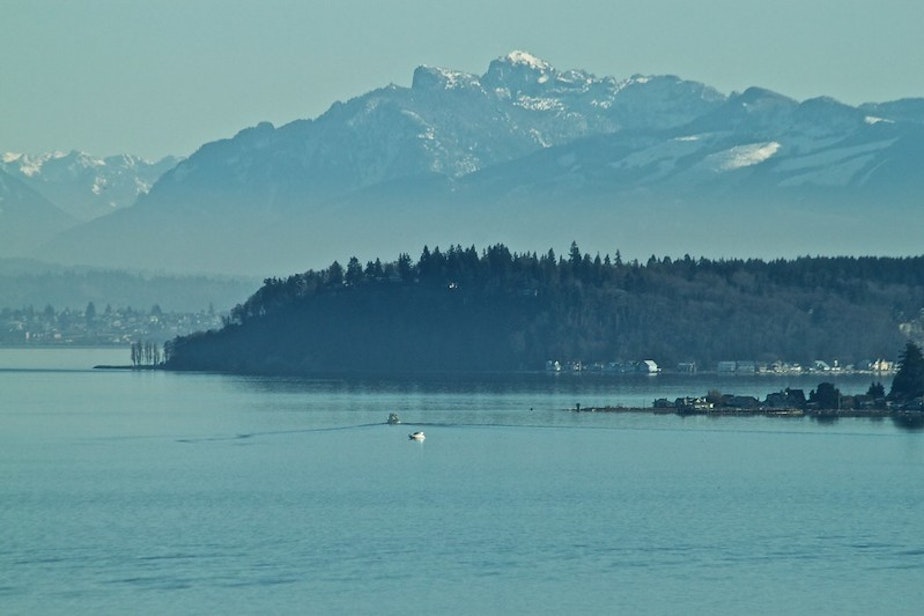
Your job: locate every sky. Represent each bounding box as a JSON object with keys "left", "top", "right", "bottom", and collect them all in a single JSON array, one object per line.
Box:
[{"left": 3, "top": 0, "right": 923, "bottom": 160}]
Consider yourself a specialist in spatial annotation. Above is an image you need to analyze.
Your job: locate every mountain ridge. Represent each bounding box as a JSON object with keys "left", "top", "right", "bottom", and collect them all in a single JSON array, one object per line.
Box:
[{"left": 16, "top": 51, "right": 924, "bottom": 275}]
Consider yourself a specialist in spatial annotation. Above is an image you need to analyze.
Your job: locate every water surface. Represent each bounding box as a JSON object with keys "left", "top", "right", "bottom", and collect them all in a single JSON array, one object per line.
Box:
[{"left": 2, "top": 349, "right": 922, "bottom": 614}]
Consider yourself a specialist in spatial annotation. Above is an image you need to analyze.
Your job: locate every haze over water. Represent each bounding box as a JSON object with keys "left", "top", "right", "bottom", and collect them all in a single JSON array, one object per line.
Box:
[{"left": 2, "top": 348, "right": 922, "bottom": 614}]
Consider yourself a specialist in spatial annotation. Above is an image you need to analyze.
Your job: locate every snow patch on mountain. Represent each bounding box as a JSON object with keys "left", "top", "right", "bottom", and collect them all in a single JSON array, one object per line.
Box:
[
  {"left": 710, "top": 142, "right": 781, "bottom": 171},
  {"left": 504, "top": 50, "right": 552, "bottom": 71},
  {"left": 3, "top": 151, "right": 64, "bottom": 177},
  {"left": 516, "top": 96, "right": 564, "bottom": 112},
  {"left": 418, "top": 125, "right": 437, "bottom": 141},
  {"left": 531, "top": 129, "right": 552, "bottom": 148},
  {"left": 91, "top": 177, "right": 107, "bottom": 195}
]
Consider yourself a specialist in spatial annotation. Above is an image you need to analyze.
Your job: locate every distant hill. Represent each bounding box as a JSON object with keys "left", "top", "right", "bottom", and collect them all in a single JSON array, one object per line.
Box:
[
  {"left": 14, "top": 51, "right": 924, "bottom": 275},
  {"left": 0, "top": 170, "right": 76, "bottom": 258},
  {"left": 0, "top": 259, "right": 259, "bottom": 313},
  {"left": 164, "top": 244, "right": 924, "bottom": 375}
]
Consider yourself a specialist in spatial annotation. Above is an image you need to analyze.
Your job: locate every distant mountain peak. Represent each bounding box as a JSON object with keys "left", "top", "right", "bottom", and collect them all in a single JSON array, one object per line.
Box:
[
  {"left": 2, "top": 151, "right": 85, "bottom": 177},
  {"left": 500, "top": 50, "right": 553, "bottom": 72},
  {"left": 482, "top": 50, "right": 560, "bottom": 93},
  {"left": 0, "top": 150, "right": 174, "bottom": 178},
  {"left": 0, "top": 149, "right": 180, "bottom": 222},
  {"left": 733, "top": 86, "right": 797, "bottom": 107},
  {"left": 411, "top": 65, "right": 482, "bottom": 91}
]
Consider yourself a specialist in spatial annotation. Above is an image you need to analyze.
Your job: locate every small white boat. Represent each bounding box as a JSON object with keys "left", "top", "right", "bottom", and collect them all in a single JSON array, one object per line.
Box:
[{"left": 408, "top": 431, "right": 426, "bottom": 441}]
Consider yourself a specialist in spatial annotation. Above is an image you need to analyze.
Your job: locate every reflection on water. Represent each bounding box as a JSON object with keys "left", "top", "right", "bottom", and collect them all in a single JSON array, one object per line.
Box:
[{"left": 893, "top": 414, "right": 924, "bottom": 431}]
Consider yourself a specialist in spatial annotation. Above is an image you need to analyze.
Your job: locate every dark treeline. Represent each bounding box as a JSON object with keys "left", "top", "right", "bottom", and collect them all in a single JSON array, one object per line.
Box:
[{"left": 165, "top": 243, "right": 924, "bottom": 375}]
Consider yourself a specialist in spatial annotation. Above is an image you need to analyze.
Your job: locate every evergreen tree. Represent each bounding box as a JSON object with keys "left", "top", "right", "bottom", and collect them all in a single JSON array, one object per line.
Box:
[
  {"left": 84, "top": 302, "right": 97, "bottom": 332},
  {"left": 327, "top": 261, "right": 344, "bottom": 285},
  {"left": 866, "top": 381, "right": 885, "bottom": 399},
  {"left": 397, "top": 253, "right": 414, "bottom": 282},
  {"left": 889, "top": 341, "right": 924, "bottom": 404},
  {"left": 810, "top": 382, "right": 841, "bottom": 409},
  {"left": 345, "top": 257, "right": 364, "bottom": 286}
]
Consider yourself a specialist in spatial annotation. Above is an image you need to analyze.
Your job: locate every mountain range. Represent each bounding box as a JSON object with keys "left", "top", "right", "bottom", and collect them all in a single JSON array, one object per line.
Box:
[
  {"left": 0, "top": 151, "right": 178, "bottom": 265},
  {"left": 7, "top": 51, "right": 924, "bottom": 276},
  {"left": 1, "top": 151, "right": 178, "bottom": 221}
]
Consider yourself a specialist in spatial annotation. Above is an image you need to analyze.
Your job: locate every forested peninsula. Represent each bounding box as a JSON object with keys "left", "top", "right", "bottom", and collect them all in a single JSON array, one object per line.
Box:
[{"left": 164, "top": 244, "right": 924, "bottom": 375}]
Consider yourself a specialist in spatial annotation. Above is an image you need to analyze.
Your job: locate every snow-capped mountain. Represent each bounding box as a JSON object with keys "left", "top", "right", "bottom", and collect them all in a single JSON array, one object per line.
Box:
[
  {"left": 120, "top": 51, "right": 723, "bottom": 213},
  {"left": 459, "top": 87, "right": 924, "bottom": 201},
  {"left": 0, "top": 151, "right": 179, "bottom": 221},
  {"left": 32, "top": 52, "right": 924, "bottom": 275}
]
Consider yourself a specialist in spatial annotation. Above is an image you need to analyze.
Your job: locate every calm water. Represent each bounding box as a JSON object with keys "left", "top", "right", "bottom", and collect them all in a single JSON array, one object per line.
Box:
[{"left": 2, "top": 348, "right": 922, "bottom": 615}]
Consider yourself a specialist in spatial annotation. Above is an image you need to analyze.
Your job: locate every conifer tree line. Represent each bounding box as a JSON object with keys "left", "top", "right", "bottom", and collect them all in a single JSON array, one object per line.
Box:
[{"left": 165, "top": 244, "right": 924, "bottom": 375}]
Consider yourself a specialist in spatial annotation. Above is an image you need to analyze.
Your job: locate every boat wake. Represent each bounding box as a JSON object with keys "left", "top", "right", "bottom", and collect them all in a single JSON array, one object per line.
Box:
[{"left": 176, "top": 423, "right": 384, "bottom": 443}]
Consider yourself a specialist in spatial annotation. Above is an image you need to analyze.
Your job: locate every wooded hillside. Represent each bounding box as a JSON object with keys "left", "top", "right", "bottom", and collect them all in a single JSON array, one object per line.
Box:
[{"left": 164, "top": 244, "right": 924, "bottom": 375}]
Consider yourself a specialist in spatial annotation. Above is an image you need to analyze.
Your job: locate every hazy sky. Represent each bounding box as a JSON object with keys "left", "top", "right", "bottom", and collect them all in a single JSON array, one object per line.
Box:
[{"left": 3, "top": 0, "right": 922, "bottom": 160}]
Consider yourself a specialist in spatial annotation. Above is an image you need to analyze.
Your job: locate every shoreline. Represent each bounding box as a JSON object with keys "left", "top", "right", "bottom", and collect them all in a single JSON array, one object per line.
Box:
[{"left": 571, "top": 405, "right": 922, "bottom": 421}]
